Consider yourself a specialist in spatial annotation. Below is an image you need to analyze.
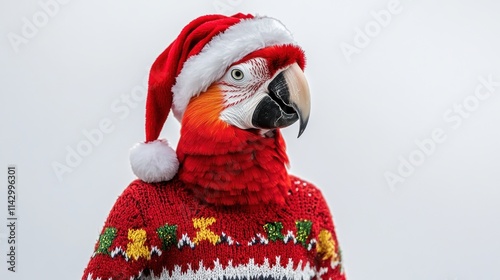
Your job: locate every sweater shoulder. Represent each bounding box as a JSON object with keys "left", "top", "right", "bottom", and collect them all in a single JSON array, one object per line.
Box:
[
  {"left": 287, "top": 174, "right": 329, "bottom": 212},
  {"left": 122, "top": 178, "right": 181, "bottom": 194},
  {"left": 288, "top": 174, "right": 323, "bottom": 195},
  {"left": 119, "top": 178, "right": 185, "bottom": 206}
]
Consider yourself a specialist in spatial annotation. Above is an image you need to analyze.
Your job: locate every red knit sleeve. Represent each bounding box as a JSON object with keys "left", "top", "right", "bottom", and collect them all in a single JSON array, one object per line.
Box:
[
  {"left": 82, "top": 183, "right": 151, "bottom": 280},
  {"left": 313, "top": 188, "right": 347, "bottom": 280}
]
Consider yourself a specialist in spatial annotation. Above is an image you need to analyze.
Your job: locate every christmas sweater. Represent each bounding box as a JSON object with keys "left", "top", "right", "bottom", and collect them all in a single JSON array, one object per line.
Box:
[{"left": 82, "top": 176, "right": 345, "bottom": 280}]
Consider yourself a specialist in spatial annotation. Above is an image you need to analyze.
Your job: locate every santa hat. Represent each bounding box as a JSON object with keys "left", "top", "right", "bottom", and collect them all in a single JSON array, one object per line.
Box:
[{"left": 130, "top": 13, "right": 299, "bottom": 183}]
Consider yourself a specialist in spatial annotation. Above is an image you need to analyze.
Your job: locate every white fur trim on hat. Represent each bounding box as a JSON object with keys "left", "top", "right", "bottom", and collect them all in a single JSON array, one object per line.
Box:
[
  {"left": 129, "top": 139, "right": 179, "bottom": 183},
  {"left": 171, "top": 16, "right": 296, "bottom": 120}
]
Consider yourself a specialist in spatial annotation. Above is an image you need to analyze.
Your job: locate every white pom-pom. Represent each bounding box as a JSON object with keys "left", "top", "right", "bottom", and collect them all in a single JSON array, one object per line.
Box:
[{"left": 129, "top": 139, "right": 179, "bottom": 183}]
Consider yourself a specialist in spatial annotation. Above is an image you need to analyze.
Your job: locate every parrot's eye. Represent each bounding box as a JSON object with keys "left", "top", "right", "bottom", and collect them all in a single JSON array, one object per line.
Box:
[
  {"left": 223, "top": 64, "right": 251, "bottom": 84},
  {"left": 230, "top": 69, "right": 244, "bottom": 80}
]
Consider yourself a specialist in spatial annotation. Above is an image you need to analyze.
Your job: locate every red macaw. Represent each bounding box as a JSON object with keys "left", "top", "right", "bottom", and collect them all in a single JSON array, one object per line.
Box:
[{"left": 83, "top": 13, "right": 346, "bottom": 280}]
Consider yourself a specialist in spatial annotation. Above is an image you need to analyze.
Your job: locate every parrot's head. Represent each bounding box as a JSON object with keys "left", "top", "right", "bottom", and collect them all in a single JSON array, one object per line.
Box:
[
  {"left": 181, "top": 45, "right": 310, "bottom": 139},
  {"left": 131, "top": 14, "right": 312, "bottom": 205}
]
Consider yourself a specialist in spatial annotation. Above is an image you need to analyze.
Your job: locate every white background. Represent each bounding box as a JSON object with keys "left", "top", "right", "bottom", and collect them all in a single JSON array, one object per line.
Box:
[{"left": 1, "top": 0, "right": 500, "bottom": 279}]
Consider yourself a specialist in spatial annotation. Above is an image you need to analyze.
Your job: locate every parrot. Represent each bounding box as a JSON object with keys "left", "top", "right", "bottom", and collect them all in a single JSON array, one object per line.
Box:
[{"left": 82, "top": 13, "right": 346, "bottom": 280}]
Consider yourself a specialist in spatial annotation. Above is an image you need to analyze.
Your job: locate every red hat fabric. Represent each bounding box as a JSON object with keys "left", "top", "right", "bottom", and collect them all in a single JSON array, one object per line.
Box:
[{"left": 130, "top": 14, "right": 299, "bottom": 183}]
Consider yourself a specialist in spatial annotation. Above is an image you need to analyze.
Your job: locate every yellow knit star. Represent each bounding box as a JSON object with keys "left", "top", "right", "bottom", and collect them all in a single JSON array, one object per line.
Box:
[
  {"left": 126, "top": 229, "right": 151, "bottom": 260},
  {"left": 317, "top": 229, "right": 338, "bottom": 261},
  {"left": 192, "top": 217, "right": 220, "bottom": 245}
]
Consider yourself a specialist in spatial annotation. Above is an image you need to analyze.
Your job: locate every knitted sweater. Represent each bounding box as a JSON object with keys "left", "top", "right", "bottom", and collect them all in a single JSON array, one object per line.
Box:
[{"left": 82, "top": 176, "right": 345, "bottom": 280}]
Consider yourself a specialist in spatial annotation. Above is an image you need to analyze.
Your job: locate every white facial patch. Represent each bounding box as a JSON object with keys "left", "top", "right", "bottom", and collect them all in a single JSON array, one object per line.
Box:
[
  {"left": 220, "top": 91, "right": 268, "bottom": 130},
  {"left": 218, "top": 58, "right": 271, "bottom": 130}
]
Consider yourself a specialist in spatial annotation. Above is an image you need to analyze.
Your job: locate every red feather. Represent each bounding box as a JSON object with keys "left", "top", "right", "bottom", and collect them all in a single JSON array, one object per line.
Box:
[{"left": 176, "top": 86, "right": 291, "bottom": 206}]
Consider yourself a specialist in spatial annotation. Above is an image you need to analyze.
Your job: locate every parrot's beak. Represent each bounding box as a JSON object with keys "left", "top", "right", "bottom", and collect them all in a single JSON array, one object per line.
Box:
[{"left": 252, "top": 63, "right": 311, "bottom": 137}]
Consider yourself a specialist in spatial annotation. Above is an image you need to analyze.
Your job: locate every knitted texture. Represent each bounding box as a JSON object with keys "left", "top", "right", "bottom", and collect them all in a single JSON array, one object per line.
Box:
[{"left": 82, "top": 176, "right": 345, "bottom": 280}]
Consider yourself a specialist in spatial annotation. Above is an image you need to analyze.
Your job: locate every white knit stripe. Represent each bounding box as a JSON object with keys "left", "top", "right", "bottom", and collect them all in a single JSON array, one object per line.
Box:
[
  {"left": 177, "top": 233, "right": 195, "bottom": 249},
  {"left": 171, "top": 16, "right": 296, "bottom": 120},
  {"left": 110, "top": 246, "right": 127, "bottom": 260},
  {"left": 151, "top": 246, "right": 162, "bottom": 257},
  {"left": 148, "top": 256, "right": 317, "bottom": 280},
  {"left": 87, "top": 271, "right": 142, "bottom": 280},
  {"left": 283, "top": 230, "right": 297, "bottom": 244},
  {"left": 86, "top": 273, "right": 112, "bottom": 280},
  {"left": 85, "top": 257, "right": 336, "bottom": 280}
]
